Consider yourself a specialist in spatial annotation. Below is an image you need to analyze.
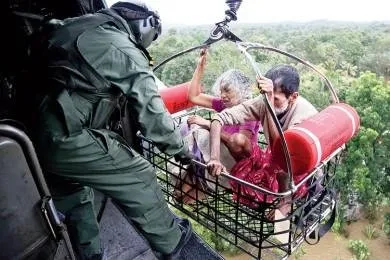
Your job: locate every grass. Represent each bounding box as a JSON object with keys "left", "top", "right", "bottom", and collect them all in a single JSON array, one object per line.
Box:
[{"left": 362, "top": 224, "right": 379, "bottom": 240}]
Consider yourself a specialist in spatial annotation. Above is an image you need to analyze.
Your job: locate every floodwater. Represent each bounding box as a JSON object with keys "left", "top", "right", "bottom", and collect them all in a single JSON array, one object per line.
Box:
[{"left": 224, "top": 208, "right": 390, "bottom": 260}]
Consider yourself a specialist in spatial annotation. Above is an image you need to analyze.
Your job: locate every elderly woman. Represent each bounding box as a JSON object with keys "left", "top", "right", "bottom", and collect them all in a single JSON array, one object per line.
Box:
[
  {"left": 187, "top": 49, "right": 260, "bottom": 161},
  {"left": 173, "top": 49, "right": 260, "bottom": 203}
]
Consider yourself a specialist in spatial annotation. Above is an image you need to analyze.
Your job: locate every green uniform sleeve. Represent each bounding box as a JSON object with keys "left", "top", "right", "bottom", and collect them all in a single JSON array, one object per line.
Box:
[
  {"left": 79, "top": 25, "right": 187, "bottom": 155},
  {"left": 126, "top": 70, "right": 186, "bottom": 155}
]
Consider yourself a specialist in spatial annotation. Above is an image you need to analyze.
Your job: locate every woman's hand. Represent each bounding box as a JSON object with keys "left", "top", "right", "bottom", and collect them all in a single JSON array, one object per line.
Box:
[
  {"left": 207, "top": 159, "right": 226, "bottom": 176},
  {"left": 256, "top": 75, "right": 274, "bottom": 102},
  {"left": 187, "top": 115, "right": 211, "bottom": 129},
  {"left": 197, "top": 48, "right": 207, "bottom": 71}
]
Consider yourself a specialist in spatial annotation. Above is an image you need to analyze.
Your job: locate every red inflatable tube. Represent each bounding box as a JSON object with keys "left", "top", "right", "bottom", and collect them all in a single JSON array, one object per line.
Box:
[
  {"left": 159, "top": 81, "right": 195, "bottom": 114},
  {"left": 273, "top": 103, "right": 360, "bottom": 176}
]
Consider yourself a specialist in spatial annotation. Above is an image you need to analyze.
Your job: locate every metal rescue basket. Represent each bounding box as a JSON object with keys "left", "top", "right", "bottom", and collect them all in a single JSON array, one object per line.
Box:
[{"left": 138, "top": 1, "right": 344, "bottom": 259}]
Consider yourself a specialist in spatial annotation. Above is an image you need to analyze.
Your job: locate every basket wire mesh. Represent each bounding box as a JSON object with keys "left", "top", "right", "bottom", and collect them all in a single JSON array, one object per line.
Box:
[{"left": 138, "top": 109, "right": 341, "bottom": 259}]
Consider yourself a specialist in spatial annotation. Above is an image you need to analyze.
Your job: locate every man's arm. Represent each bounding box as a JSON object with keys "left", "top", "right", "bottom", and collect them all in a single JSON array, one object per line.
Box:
[{"left": 211, "top": 96, "right": 267, "bottom": 126}]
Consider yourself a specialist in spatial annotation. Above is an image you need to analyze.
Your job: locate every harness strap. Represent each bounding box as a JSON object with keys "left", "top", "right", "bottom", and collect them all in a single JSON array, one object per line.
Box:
[{"left": 56, "top": 89, "right": 83, "bottom": 137}]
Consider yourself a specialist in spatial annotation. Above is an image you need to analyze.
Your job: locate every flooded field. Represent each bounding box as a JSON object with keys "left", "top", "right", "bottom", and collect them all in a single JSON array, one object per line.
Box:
[{"left": 224, "top": 208, "right": 390, "bottom": 260}]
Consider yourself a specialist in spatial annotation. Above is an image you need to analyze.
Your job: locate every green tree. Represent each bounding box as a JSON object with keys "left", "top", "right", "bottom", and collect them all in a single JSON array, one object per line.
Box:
[{"left": 335, "top": 72, "right": 390, "bottom": 218}]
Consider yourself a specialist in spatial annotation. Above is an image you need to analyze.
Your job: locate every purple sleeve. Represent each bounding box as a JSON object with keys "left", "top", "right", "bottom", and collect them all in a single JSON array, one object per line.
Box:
[
  {"left": 240, "top": 121, "right": 260, "bottom": 135},
  {"left": 211, "top": 98, "right": 226, "bottom": 112},
  {"left": 240, "top": 121, "right": 261, "bottom": 144}
]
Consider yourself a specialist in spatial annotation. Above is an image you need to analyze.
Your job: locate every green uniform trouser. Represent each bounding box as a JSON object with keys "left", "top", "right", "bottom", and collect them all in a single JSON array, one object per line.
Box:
[
  {"left": 37, "top": 109, "right": 182, "bottom": 257},
  {"left": 50, "top": 184, "right": 100, "bottom": 258},
  {"left": 45, "top": 135, "right": 181, "bottom": 257}
]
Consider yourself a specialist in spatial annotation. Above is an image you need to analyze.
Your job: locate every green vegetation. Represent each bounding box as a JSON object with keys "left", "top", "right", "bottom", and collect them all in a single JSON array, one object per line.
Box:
[
  {"left": 171, "top": 208, "right": 241, "bottom": 254},
  {"left": 292, "top": 246, "right": 306, "bottom": 260},
  {"left": 348, "top": 240, "right": 370, "bottom": 260},
  {"left": 331, "top": 206, "right": 349, "bottom": 237},
  {"left": 362, "top": 224, "right": 379, "bottom": 240},
  {"left": 383, "top": 213, "right": 390, "bottom": 240}
]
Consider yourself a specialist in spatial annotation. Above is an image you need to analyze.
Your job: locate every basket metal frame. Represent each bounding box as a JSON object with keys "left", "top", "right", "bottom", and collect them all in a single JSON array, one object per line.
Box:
[{"left": 138, "top": 108, "right": 342, "bottom": 259}]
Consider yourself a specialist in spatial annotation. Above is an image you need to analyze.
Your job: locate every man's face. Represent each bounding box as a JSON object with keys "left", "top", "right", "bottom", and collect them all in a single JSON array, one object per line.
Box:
[{"left": 273, "top": 86, "right": 298, "bottom": 115}]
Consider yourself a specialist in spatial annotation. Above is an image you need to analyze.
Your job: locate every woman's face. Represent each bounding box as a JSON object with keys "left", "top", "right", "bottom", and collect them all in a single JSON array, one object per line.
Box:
[{"left": 220, "top": 84, "right": 240, "bottom": 107}]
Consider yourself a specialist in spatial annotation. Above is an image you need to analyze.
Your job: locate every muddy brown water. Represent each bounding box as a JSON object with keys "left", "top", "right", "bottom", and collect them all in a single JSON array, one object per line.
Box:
[{"left": 224, "top": 208, "right": 390, "bottom": 260}]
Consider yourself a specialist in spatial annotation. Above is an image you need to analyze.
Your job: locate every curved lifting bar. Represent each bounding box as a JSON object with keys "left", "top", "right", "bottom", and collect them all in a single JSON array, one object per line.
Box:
[
  {"left": 239, "top": 42, "right": 340, "bottom": 104},
  {"left": 153, "top": 44, "right": 209, "bottom": 72},
  {"left": 236, "top": 43, "right": 295, "bottom": 193},
  {"left": 154, "top": 21, "right": 242, "bottom": 72}
]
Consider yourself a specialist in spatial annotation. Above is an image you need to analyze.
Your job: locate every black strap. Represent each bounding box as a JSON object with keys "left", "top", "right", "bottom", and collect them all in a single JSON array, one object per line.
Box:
[{"left": 303, "top": 188, "right": 336, "bottom": 245}]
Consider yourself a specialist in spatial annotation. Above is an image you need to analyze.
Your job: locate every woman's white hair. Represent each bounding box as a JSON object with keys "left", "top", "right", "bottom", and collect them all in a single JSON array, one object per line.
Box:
[{"left": 212, "top": 69, "right": 252, "bottom": 101}]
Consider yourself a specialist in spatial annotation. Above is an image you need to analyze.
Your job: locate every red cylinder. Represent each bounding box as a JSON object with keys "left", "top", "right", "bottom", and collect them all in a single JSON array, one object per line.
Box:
[
  {"left": 272, "top": 103, "right": 360, "bottom": 176},
  {"left": 159, "top": 81, "right": 195, "bottom": 114}
]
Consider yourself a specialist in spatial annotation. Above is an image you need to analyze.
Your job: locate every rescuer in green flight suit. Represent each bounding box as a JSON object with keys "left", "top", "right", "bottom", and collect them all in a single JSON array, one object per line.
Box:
[{"left": 33, "top": 1, "right": 192, "bottom": 259}]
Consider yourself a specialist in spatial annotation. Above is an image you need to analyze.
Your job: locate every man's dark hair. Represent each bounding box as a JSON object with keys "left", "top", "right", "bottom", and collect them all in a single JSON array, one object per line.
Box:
[{"left": 265, "top": 65, "right": 300, "bottom": 97}]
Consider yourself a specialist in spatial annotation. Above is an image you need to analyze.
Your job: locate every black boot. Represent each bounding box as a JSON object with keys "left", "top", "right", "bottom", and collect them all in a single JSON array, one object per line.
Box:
[
  {"left": 164, "top": 218, "right": 192, "bottom": 260},
  {"left": 85, "top": 248, "right": 107, "bottom": 260}
]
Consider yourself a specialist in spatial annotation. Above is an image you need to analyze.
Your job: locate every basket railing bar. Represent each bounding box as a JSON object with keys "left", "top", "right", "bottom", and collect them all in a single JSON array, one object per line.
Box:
[
  {"left": 242, "top": 212, "right": 274, "bottom": 225},
  {"left": 261, "top": 240, "right": 290, "bottom": 250},
  {"left": 236, "top": 183, "right": 242, "bottom": 237},
  {"left": 164, "top": 155, "right": 170, "bottom": 197},
  {"left": 258, "top": 241, "right": 262, "bottom": 259},
  {"left": 191, "top": 146, "right": 342, "bottom": 197},
  {"left": 172, "top": 106, "right": 214, "bottom": 120},
  {"left": 288, "top": 195, "right": 297, "bottom": 254},
  {"left": 192, "top": 160, "right": 287, "bottom": 196},
  {"left": 194, "top": 182, "right": 201, "bottom": 220},
  {"left": 148, "top": 141, "right": 154, "bottom": 162},
  {"left": 214, "top": 174, "right": 219, "bottom": 236},
  {"left": 290, "top": 194, "right": 312, "bottom": 240},
  {"left": 259, "top": 212, "right": 265, "bottom": 258},
  {"left": 269, "top": 228, "right": 293, "bottom": 237},
  {"left": 261, "top": 244, "right": 288, "bottom": 258},
  {"left": 291, "top": 235, "right": 305, "bottom": 252},
  {"left": 286, "top": 233, "right": 307, "bottom": 248}
]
